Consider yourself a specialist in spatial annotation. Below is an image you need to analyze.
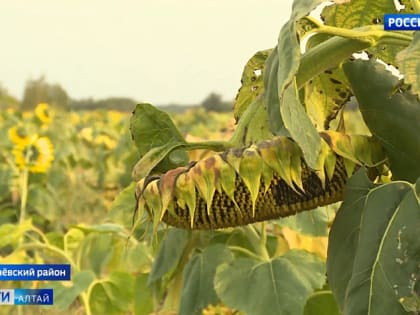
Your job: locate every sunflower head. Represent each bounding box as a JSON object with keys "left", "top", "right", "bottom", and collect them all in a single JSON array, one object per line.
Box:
[
  {"left": 94, "top": 134, "right": 117, "bottom": 149},
  {"left": 12, "top": 136, "right": 54, "bottom": 173},
  {"left": 34, "top": 103, "right": 53, "bottom": 125},
  {"left": 8, "top": 125, "right": 31, "bottom": 144}
]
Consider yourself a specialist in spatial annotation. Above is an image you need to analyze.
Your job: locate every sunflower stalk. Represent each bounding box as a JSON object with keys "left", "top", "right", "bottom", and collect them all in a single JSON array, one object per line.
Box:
[{"left": 18, "top": 168, "right": 29, "bottom": 246}]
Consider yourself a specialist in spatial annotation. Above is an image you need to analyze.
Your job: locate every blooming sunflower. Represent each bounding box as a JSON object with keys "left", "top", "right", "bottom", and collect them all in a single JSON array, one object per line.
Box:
[
  {"left": 34, "top": 103, "right": 53, "bottom": 125},
  {"left": 8, "top": 125, "right": 31, "bottom": 144},
  {"left": 94, "top": 134, "right": 117, "bottom": 149},
  {"left": 12, "top": 136, "right": 54, "bottom": 173}
]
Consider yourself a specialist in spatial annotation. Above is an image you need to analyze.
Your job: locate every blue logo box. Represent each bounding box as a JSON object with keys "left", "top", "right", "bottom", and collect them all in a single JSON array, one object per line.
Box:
[
  {"left": 0, "top": 264, "right": 71, "bottom": 281},
  {"left": 384, "top": 14, "right": 420, "bottom": 30},
  {"left": 0, "top": 289, "right": 53, "bottom": 305}
]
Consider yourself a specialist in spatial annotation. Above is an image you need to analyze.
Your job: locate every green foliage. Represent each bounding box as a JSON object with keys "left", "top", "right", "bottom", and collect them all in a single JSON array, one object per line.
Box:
[
  {"left": 179, "top": 244, "right": 233, "bottom": 315},
  {"left": 214, "top": 250, "right": 325, "bottom": 315},
  {"left": 304, "top": 290, "right": 340, "bottom": 315},
  {"left": 328, "top": 170, "right": 420, "bottom": 315},
  {"left": 130, "top": 103, "right": 189, "bottom": 179},
  {"left": 126, "top": 0, "right": 420, "bottom": 313},
  {"left": 1, "top": 0, "right": 420, "bottom": 314},
  {"left": 343, "top": 59, "right": 420, "bottom": 182}
]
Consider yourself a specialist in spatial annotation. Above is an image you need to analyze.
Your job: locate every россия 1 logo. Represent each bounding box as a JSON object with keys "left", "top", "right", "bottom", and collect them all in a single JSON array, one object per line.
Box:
[{"left": 384, "top": 14, "right": 420, "bottom": 30}]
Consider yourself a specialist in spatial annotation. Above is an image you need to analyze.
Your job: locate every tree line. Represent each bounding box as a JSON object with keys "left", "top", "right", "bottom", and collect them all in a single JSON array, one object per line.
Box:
[{"left": 0, "top": 77, "right": 233, "bottom": 113}]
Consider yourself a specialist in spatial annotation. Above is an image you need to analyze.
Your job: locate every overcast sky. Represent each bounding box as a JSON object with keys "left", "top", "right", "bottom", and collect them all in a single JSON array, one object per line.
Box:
[{"left": 0, "top": 0, "right": 293, "bottom": 105}]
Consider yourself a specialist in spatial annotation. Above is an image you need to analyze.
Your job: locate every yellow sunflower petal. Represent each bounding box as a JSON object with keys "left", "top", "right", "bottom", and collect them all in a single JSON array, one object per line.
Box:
[
  {"left": 34, "top": 103, "right": 53, "bottom": 125},
  {"left": 12, "top": 136, "right": 54, "bottom": 173},
  {"left": 8, "top": 126, "right": 31, "bottom": 145}
]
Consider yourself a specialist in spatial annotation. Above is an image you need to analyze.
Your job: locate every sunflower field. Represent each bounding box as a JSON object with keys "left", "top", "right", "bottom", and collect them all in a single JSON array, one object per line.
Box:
[
  {"left": 1, "top": 0, "right": 420, "bottom": 314},
  {"left": 0, "top": 104, "right": 235, "bottom": 315}
]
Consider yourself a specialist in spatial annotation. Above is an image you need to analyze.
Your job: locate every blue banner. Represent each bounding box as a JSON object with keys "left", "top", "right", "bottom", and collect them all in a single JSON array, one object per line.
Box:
[
  {"left": 0, "top": 289, "right": 53, "bottom": 305},
  {"left": 384, "top": 14, "right": 420, "bottom": 30},
  {"left": 0, "top": 264, "right": 71, "bottom": 281}
]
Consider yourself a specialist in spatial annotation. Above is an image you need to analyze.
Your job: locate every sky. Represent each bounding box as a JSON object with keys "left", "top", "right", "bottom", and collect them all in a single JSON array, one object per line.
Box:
[{"left": 0, "top": 0, "right": 293, "bottom": 105}]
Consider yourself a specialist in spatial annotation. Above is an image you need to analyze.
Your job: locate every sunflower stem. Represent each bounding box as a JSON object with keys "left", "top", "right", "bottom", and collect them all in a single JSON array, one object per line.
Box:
[{"left": 18, "top": 168, "right": 29, "bottom": 244}]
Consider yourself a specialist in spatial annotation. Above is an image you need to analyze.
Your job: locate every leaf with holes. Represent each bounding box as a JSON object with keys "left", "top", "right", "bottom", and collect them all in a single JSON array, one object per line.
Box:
[
  {"left": 234, "top": 49, "right": 272, "bottom": 121},
  {"left": 321, "top": 0, "right": 401, "bottom": 64},
  {"left": 304, "top": 67, "right": 351, "bottom": 130},
  {"left": 328, "top": 170, "right": 420, "bottom": 315}
]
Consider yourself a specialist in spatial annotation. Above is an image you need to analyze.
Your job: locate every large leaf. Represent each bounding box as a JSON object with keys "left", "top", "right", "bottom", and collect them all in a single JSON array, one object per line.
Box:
[
  {"left": 178, "top": 244, "right": 233, "bottom": 315},
  {"left": 304, "top": 290, "right": 340, "bottom": 315},
  {"left": 322, "top": 0, "right": 401, "bottom": 63},
  {"left": 396, "top": 31, "right": 420, "bottom": 98},
  {"left": 327, "top": 170, "right": 420, "bottom": 315},
  {"left": 265, "top": 47, "right": 287, "bottom": 135},
  {"left": 89, "top": 271, "right": 134, "bottom": 315},
  {"left": 281, "top": 79, "right": 321, "bottom": 168},
  {"left": 134, "top": 274, "right": 154, "bottom": 315},
  {"left": 148, "top": 229, "right": 189, "bottom": 283},
  {"left": 327, "top": 169, "right": 377, "bottom": 310},
  {"left": 50, "top": 270, "right": 96, "bottom": 311},
  {"left": 344, "top": 59, "right": 420, "bottom": 182},
  {"left": 215, "top": 249, "right": 325, "bottom": 315},
  {"left": 276, "top": 0, "right": 325, "bottom": 102},
  {"left": 130, "top": 103, "right": 188, "bottom": 177},
  {"left": 107, "top": 182, "right": 137, "bottom": 228},
  {"left": 82, "top": 233, "right": 115, "bottom": 276},
  {"left": 267, "top": 0, "right": 325, "bottom": 158}
]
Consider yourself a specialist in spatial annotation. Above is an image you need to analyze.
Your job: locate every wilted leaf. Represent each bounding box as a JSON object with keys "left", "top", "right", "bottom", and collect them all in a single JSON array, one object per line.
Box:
[
  {"left": 234, "top": 49, "right": 272, "bottom": 121},
  {"left": 239, "top": 147, "right": 263, "bottom": 217},
  {"left": 304, "top": 67, "right": 351, "bottom": 130},
  {"left": 175, "top": 172, "right": 197, "bottom": 228},
  {"left": 322, "top": 0, "right": 401, "bottom": 63},
  {"left": 191, "top": 157, "right": 219, "bottom": 216}
]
